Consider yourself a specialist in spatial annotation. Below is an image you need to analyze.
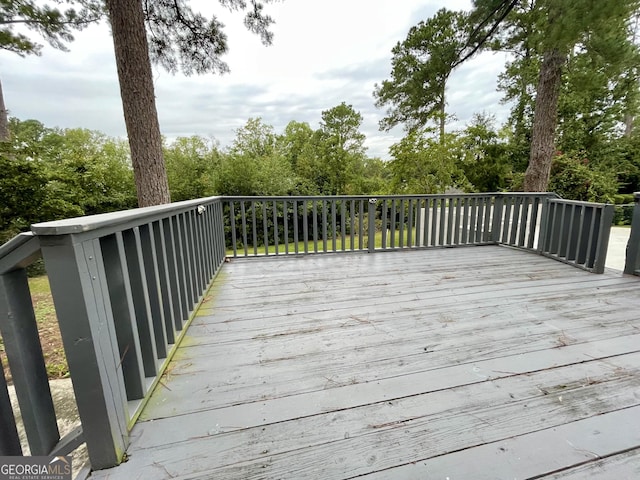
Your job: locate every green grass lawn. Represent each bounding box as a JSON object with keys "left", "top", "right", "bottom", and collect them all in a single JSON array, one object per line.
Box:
[{"left": 227, "top": 230, "right": 420, "bottom": 256}]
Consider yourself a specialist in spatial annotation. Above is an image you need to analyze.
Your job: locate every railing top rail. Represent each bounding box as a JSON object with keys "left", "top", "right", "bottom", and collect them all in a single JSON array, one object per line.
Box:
[
  {"left": 547, "top": 197, "right": 612, "bottom": 207},
  {"left": 223, "top": 192, "right": 560, "bottom": 201},
  {"left": 31, "top": 196, "right": 223, "bottom": 236},
  {"left": 0, "top": 232, "right": 40, "bottom": 274}
]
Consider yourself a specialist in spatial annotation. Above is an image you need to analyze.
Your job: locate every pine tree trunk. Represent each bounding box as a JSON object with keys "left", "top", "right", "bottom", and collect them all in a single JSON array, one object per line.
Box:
[
  {"left": 106, "top": 0, "right": 171, "bottom": 207},
  {"left": 524, "top": 50, "right": 565, "bottom": 192},
  {"left": 0, "top": 79, "right": 9, "bottom": 142},
  {"left": 624, "top": 112, "right": 634, "bottom": 138}
]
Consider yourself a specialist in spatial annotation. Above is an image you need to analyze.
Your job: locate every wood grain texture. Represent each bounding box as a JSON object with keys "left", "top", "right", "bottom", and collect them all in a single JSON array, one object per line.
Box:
[{"left": 90, "top": 246, "right": 640, "bottom": 479}]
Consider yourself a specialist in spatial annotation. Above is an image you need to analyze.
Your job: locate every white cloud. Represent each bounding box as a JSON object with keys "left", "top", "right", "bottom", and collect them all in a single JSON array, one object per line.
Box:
[{"left": 2, "top": 0, "right": 511, "bottom": 159}]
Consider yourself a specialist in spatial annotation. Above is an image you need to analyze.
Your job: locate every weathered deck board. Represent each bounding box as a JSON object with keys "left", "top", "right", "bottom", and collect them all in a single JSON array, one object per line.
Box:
[{"left": 90, "top": 246, "right": 640, "bottom": 479}]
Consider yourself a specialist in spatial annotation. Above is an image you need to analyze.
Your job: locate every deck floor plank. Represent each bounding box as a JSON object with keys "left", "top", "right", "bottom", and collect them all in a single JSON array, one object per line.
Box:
[{"left": 89, "top": 246, "right": 640, "bottom": 479}]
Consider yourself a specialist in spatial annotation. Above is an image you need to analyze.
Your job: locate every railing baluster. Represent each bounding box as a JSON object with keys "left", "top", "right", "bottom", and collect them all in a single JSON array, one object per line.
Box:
[
  {"left": 438, "top": 197, "right": 447, "bottom": 246},
  {"left": 230, "top": 201, "right": 237, "bottom": 258},
  {"left": 390, "top": 199, "right": 397, "bottom": 248},
  {"left": 273, "top": 200, "right": 279, "bottom": 255},
  {"left": 154, "top": 220, "right": 176, "bottom": 345},
  {"left": 251, "top": 201, "right": 258, "bottom": 256},
  {"left": 293, "top": 200, "right": 299, "bottom": 254},
  {"left": 100, "top": 233, "right": 146, "bottom": 400},
  {"left": 313, "top": 201, "right": 318, "bottom": 253},
  {"left": 461, "top": 198, "right": 469, "bottom": 244},
  {"left": 528, "top": 197, "right": 541, "bottom": 249},
  {"left": 303, "top": 200, "right": 309, "bottom": 254},
  {"left": 399, "top": 199, "right": 405, "bottom": 249},
  {"left": 447, "top": 197, "right": 455, "bottom": 245},
  {"left": 423, "top": 198, "right": 430, "bottom": 247},
  {"left": 331, "top": 200, "right": 337, "bottom": 252},
  {"left": 284, "top": 199, "right": 289, "bottom": 255},
  {"left": 381, "top": 199, "right": 388, "bottom": 249},
  {"left": 139, "top": 223, "right": 168, "bottom": 359},
  {"left": 341, "top": 200, "right": 346, "bottom": 251},
  {"left": 475, "top": 197, "right": 484, "bottom": 244},
  {"left": 122, "top": 228, "right": 158, "bottom": 377},
  {"left": 178, "top": 214, "right": 195, "bottom": 306},
  {"left": 518, "top": 198, "right": 530, "bottom": 247},
  {"left": 323, "top": 200, "right": 328, "bottom": 253},
  {"left": 241, "top": 201, "right": 248, "bottom": 257},
  {"left": 350, "top": 200, "right": 356, "bottom": 251},
  {"left": 262, "top": 201, "right": 269, "bottom": 256},
  {"left": 0, "top": 268, "right": 59, "bottom": 455},
  {"left": 358, "top": 199, "right": 365, "bottom": 250},
  {"left": 413, "top": 198, "right": 421, "bottom": 248},
  {"left": 482, "top": 197, "right": 491, "bottom": 243},
  {"left": 501, "top": 197, "right": 512, "bottom": 244},
  {"left": 454, "top": 197, "right": 462, "bottom": 245},
  {"left": 168, "top": 216, "right": 188, "bottom": 326},
  {"left": 0, "top": 364, "right": 21, "bottom": 455}
]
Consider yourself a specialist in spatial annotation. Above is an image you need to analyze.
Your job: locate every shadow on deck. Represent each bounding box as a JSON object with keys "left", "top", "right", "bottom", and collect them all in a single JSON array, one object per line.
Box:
[{"left": 91, "top": 246, "right": 640, "bottom": 479}]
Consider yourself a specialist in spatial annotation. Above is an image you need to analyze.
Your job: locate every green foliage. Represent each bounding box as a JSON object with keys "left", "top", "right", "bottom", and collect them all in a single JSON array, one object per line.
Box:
[
  {"left": 547, "top": 153, "right": 618, "bottom": 202},
  {"left": 144, "top": 0, "right": 277, "bottom": 75},
  {"left": 0, "top": 0, "right": 103, "bottom": 55},
  {"left": 314, "top": 102, "right": 367, "bottom": 195},
  {"left": 215, "top": 118, "right": 300, "bottom": 196},
  {"left": 0, "top": 118, "right": 136, "bottom": 243},
  {"left": 388, "top": 129, "right": 469, "bottom": 194},
  {"left": 374, "top": 8, "right": 469, "bottom": 138},
  {"left": 165, "top": 136, "right": 220, "bottom": 201},
  {"left": 459, "top": 114, "right": 513, "bottom": 192}
]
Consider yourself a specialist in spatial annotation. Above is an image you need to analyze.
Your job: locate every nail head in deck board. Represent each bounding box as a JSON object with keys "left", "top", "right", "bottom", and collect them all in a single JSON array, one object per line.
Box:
[{"left": 88, "top": 247, "right": 640, "bottom": 479}]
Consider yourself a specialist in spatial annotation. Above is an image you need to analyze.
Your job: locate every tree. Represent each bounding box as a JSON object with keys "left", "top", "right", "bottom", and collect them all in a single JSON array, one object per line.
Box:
[
  {"left": 164, "top": 136, "right": 220, "bottom": 201},
  {"left": 460, "top": 113, "right": 512, "bottom": 192},
  {"left": 0, "top": 118, "right": 137, "bottom": 242},
  {"left": 0, "top": 0, "right": 103, "bottom": 140},
  {"left": 472, "top": 0, "right": 639, "bottom": 191},
  {"left": 1, "top": 0, "right": 279, "bottom": 207},
  {"left": 388, "top": 129, "right": 469, "bottom": 194},
  {"left": 215, "top": 118, "right": 299, "bottom": 196},
  {"left": 314, "top": 102, "right": 367, "bottom": 195},
  {"left": 106, "top": 0, "right": 278, "bottom": 206},
  {"left": 374, "top": 9, "right": 469, "bottom": 143}
]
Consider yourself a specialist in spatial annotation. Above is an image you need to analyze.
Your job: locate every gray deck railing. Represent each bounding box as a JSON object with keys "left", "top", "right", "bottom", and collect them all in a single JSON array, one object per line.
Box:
[
  {"left": 0, "top": 197, "right": 225, "bottom": 470},
  {"left": 0, "top": 191, "right": 625, "bottom": 472},
  {"left": 539, "top": 198, "right": 615, "bottom": 273},
  {"left": 224, "top": 193, "right": 554, "bottom": 256},
  {"left": 224, "top": 193, "right": 613, "bottom": 272}
]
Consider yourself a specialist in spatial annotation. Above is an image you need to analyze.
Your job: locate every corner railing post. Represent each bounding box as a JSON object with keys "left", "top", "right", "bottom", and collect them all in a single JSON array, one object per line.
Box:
[
  {"left": 368, "top": 198, "right": 377, "bottom": 253},
  {"left": 624, "top": 192, "right": 640, "bottom": 275},
  {"left": 39, "top": 235, "right": 128, "bottom": 469}
]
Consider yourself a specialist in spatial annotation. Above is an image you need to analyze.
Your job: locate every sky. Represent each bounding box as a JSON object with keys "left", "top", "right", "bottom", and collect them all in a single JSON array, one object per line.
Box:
[{"left": 3, "top": 0, "right": 512, "bottom": 160}]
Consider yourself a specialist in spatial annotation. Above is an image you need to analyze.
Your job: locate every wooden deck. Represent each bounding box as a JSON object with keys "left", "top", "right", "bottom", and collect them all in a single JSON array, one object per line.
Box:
[{"left": 90, "top": 245, "right": 640, "bottom": 479}]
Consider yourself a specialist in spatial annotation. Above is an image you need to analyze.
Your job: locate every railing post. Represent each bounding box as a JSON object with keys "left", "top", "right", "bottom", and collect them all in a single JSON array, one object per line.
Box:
[
  {"left": 0, "top": 268, "right": 59, "bottom": 455},
  {"left": 39, "top": 235, "right": 128, "bottom": 469},
  {"left": 624, "top": 192, "right": 640, "bottom": 275},
  {"left": 368, "top": 198, "right": 377, "bottom": 253}
]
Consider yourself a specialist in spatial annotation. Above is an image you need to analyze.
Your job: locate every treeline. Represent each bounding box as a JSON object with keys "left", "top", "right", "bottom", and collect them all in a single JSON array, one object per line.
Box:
[{"left": 3, "top": 99, "right": 640, "bottom": 243}]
